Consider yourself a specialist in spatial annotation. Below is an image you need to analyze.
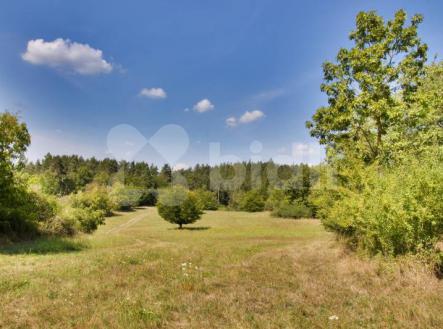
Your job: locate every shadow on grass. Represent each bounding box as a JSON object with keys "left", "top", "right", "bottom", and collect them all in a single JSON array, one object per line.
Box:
[
  {"left": 0, "top": 237, "right": 89, "bottom": 255},
  {"left": 117, "top": 208, "right": 137, "bottom": 213},
  {"left": 110, "top": 206, "right": 151, "bottom": 216},
  {"left": 168, "top": 226, "right": 211, "bottom": 231}
]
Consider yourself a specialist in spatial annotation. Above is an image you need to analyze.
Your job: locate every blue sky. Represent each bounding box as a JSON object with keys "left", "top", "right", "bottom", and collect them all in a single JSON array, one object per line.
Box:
[{"left": 1, "top": 0, "right": 442, "bottom": 167}]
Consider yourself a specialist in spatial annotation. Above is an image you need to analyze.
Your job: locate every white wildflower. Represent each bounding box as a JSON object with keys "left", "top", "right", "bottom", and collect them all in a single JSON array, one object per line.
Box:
[{"left": 329, "top": 315, "right": 339, "bottom": 321}]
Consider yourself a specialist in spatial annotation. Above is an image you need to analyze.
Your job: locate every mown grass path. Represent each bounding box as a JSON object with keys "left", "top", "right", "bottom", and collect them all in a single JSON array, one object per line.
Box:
[{"left": 1, "top": 208, "right": 442, "bottom": 328}]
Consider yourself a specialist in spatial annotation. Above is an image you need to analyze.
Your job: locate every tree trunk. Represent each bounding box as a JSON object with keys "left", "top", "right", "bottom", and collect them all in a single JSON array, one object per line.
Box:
[{"left": 179, "top": 223, "right": 183, "bottom": 229}]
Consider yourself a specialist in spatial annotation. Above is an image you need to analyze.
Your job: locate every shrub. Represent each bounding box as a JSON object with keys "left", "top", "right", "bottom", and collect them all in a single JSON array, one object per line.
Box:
[
  {"left": 40, "top": 216, "right": 78, "bottom": 236},
  {"left": 0, "top": 183, "right": 58, "bottom": 239},
  {"left": 66, "top": 207, "right": 105, "bottom": 234},
  {"left": 193, "top": 189, "right": 218, "bottom": 210},
  {"left": 110, "top": 184, "right": 143, "bottom": 211},
  {"left": 272, "top": 200, "right": 312, "bottom": 219},
  {"left": 71, "top": 188, "right": 113, "bottom": 216},
  {"left": 308, "top": 187, "right": 341, "bottom": 222},
  {"left": 228, "top": 191, "right": 244, "bottom": 210},
  {"left": 239, "top": 190, "right": 265, "bottom": 212},
  {"left": 41, "top": 191, "right": 107, "bottom": 236},
  {"left": 157, "top": 187, "right": 203, "bottom": 229},
  {"left": 265, "top": 189, "right": 286, "bottom": 211},
  {"left": 318, "top": 155, "right": 443, "bottom": 255},
  {"left": 138, "top": 189, "right": 158, "bottom": 206}
]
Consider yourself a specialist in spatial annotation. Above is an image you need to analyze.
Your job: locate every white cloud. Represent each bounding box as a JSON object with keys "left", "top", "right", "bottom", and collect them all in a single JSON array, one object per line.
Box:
[
  {"left": 193, "top": 98, "right": 214, "bottom": 113},
  {"left": 139, "top": 87, "right": 167, "bottom": 99},
  {"left": 238, "top": 110, "right": 265, "bottom": 124},
  {"left": 226, "top": 110, "right": 265, "bottom": 127},
  {"left": 22, "top": 38, "right": 112, "bottom": 75},
  {"left": 225, "top": 117, "right": 237, "bottom": 127}
]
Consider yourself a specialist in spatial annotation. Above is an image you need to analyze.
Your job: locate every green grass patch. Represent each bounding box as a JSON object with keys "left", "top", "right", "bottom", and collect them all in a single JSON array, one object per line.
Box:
[{"left": 0, "top": 208, "right": 442, "bottom": 328}]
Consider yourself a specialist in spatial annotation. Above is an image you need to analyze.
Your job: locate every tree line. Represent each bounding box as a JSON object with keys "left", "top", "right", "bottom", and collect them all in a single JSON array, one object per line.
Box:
[
  {"left": 26, "top": 154, "right": 319, "bottom": 213},
  {"left": 0, "top": 120, "right": 321, "bottom": 241}
]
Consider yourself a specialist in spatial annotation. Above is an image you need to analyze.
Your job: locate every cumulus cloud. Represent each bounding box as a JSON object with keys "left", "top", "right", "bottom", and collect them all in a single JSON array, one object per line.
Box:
[
  {"left": 193, "top": 98, "right": 214, "bottom": 113},
  {"left": 226, "top": 110, "right": 265, "bottom": 127},
  {"left": 22, "top": 38, "right": 112, "bottom": 75},
  {"left": 139, "top": 87, "right": 167, "bottom": 99},
  {"left": 239, "top": 110, "right": 265, "bottom": 124},
  {"left": 225, "top": 117, "right": 237, "bottom": 127}
]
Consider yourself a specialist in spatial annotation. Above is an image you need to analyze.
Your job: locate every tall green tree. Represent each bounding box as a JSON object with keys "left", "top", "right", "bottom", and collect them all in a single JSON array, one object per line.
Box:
[
  {"left": 284, "top": 164, "right": 311, "bottom": 203},
  {"left": 307, "top": 10, "right": 443, "bottom": 256},
  {"left": 307, "top": 10, "right": 427, "bottom": 163},
  {"left": 0, "top": 112, "right": 30, "bottom": 185},
  {"left": 159, "top": 164, "right": 172, "bottom": 186},
  {"left": 0, "top": 112, "right": 37, "bottom": 236}
]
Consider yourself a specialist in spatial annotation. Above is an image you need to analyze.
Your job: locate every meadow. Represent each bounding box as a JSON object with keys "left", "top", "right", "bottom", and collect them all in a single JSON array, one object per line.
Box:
[{"left": 1, "top": 208, "right": 443, "bottom": 328}]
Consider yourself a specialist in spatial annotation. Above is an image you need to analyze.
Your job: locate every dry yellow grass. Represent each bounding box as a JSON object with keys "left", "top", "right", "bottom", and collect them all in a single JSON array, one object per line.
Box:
[{"left": 1, "top": 208, "right": 442, "bottom": 328}]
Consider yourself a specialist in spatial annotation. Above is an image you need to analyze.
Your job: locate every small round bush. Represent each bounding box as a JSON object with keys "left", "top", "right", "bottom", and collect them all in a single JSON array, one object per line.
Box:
[
  {"left": 157, "top": 187, "right": 203, "bottom": 229},
  {"left": 67, "top": 207, "right": 105, "bottom": 233}
]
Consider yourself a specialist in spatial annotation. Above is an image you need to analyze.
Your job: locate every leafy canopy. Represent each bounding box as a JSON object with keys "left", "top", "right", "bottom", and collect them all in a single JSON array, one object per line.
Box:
[
  {"left": 0, "top": 112, "right": 31, "bottom": 184},
  {"left": 307, "top": 10, "right": 427, "bottom": 163}
]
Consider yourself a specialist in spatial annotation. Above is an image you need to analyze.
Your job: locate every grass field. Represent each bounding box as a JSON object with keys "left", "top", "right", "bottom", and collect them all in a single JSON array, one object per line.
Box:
[{"left": 1, "top": 208, "right": 443, "bottom": 328}]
